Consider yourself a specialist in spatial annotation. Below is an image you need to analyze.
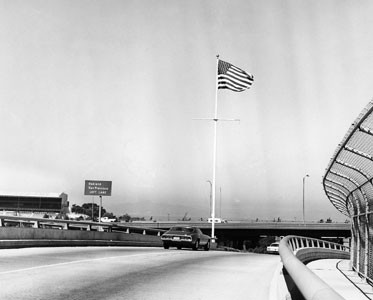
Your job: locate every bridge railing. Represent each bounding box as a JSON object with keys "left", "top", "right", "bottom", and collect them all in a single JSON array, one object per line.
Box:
[{"left": 279, "top": 235, "right": 350, "bottom": 300}]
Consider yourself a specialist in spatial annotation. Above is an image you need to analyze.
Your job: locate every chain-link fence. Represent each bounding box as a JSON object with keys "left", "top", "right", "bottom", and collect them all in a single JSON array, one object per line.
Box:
[{"left": 323, "top": 100, "right": 373, "bottom": 284}]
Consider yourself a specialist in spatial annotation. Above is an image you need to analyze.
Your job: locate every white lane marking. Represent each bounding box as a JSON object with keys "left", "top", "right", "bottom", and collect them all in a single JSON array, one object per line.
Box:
[{"left": 0, "top": 251, "right": 170, "bottom": 275}]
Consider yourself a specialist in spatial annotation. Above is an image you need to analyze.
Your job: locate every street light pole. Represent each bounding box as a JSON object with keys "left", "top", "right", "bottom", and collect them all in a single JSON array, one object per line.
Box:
[
  {"left": 207, "top": 180, "right": 212, "bottom": 217},
  {"left": 303, "top": 174, "right": 310, "bottom": 224}
]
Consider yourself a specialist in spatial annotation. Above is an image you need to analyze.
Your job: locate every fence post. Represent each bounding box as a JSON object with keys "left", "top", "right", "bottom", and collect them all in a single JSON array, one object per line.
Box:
[
  {"left": 349, "top": 196, "right": 356, "bottom": 270},
  {"left": 356, "top": 201, "right": 361, "bottom": 273},
  {"left": 363, "top": 190, "right": 369, "bottom": 279}
]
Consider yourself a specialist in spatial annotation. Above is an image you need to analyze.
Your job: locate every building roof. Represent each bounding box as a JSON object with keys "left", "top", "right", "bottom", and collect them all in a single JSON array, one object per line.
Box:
[{"left": 0, "top": 192, "right": 66, "bottom": 198}]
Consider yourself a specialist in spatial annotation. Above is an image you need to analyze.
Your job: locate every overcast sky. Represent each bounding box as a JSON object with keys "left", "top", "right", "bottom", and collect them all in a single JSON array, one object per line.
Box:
[{"left": 1, "top": 0, "right": 372, "bottom": 221}]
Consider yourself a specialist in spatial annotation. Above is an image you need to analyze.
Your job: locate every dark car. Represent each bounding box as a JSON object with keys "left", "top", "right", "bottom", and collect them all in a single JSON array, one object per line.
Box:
[{"left": 161, "top": 226, "right": 211, "bottom": 251}]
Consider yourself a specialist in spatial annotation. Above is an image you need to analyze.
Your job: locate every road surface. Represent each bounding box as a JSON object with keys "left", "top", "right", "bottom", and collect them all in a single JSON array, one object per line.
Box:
[{"left": 0, "top": 247, "right": 280, "bottom": 300}]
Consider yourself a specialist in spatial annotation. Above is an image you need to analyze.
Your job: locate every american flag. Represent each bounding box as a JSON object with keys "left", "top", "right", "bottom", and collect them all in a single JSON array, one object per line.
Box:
[{"left": 217, "top": 60, "right": 254, "bottom": 92}]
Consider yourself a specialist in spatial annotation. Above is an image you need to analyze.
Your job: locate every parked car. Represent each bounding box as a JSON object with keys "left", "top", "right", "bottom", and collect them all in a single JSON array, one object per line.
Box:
[
  {"left": 161, "top": 226, "right": 211, "bottom": 251},
  {"left": 266, "top": 242, "right": 280, "bottom": 254}
]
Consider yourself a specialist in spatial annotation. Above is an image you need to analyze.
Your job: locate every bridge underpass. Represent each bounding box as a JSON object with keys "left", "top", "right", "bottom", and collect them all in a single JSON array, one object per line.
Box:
[{"left": 122, "top": 221, "right": 351, "bottom": 250}]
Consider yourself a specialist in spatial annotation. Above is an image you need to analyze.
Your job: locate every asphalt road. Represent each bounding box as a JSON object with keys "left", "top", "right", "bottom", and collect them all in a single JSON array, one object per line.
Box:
[{"left": 0, "top": 247, "right": 280, "bottom": 300}]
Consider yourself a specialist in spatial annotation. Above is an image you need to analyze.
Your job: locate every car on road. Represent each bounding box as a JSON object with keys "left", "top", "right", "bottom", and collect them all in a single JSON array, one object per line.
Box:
[
  {"left": 161, "top": 226, "right": 211, "bottom": 251},
  {"left": 100, "top": 217, "right": 117, "bottom": 223},
  {"left": 208, "top": 217, "right": 228, "bottom": 223},
  {"left": 266, "top": 242, "right": 280, "bottom": 254}
]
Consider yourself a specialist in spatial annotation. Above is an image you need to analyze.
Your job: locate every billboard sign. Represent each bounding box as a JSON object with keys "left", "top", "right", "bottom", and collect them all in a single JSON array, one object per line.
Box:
[{"left": 84, "top": 180, "right": 112, "bottom": 196}]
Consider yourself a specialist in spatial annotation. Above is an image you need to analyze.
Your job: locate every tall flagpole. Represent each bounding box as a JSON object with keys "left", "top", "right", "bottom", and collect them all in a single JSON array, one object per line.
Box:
[
  {"left": 192, "top": 55, "right": 241, "bottom": 243},
  {"left": 211, "top": 55, "right": 220, "bottom": 242}
]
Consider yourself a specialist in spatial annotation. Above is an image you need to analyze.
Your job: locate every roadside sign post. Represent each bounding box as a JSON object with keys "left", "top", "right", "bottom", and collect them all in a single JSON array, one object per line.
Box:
[{"left": 84, "top": 180, "right": 112, "bottom": 224}]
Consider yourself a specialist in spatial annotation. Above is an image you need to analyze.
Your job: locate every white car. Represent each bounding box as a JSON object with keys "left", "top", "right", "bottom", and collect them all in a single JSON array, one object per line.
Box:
[
  {"left": 208, "top": 218, "right": 228, "bottom": 223},
  {"left": 266, "top": 242, "right": 280, "bottom": 254},
  {"left": 100, "top": 217, "right": 116, "bottom": 222}
]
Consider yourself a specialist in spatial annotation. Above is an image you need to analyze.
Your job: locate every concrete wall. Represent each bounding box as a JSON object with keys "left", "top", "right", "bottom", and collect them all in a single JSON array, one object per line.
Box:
[{"left": 0, "top": 227, "right": 163, "bottom": 248}]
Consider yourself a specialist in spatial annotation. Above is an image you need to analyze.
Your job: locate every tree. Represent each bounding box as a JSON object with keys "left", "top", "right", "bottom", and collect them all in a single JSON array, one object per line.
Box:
[
  {"left": 118, "top": 213, "right": 131, "bottom": 222},
  {"left": 71, "top": 204, "right": 84, "bottom": 214}
]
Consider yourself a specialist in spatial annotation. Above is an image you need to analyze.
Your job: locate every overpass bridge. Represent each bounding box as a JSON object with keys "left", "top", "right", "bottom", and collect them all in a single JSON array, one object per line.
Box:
[
  {"left": 126, "top": 221, "right": 351, "bottom": 249},
  {"left": 0, "top": 214, "right": 350, "bottom": 250}
]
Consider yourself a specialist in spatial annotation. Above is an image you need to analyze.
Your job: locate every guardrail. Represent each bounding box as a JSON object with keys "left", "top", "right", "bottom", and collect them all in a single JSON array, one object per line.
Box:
[
  {"left": 279, "top": 235, "right": 350, "bottom": 300},
  {"left": 0, "top": 215, "right": 166, "bottom": 235},
  {"left": 128, "top": 220, "right": 351, "bottom": 230}
]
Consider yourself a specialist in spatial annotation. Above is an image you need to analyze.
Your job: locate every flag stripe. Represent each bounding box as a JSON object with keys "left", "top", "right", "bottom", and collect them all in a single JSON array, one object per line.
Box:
[
  {"left": 218, "top": 77, "right": 251, "bottom": 90},
  {"left": 218, "top": 81, "right": 247, "bottom": 92},
  {"left": 218, "top": 73, "right": 253, "bottom": 87},
  {"left": 218, "top": 76, "right": 253, "bottom": 90},
  {"left": 217, "top": 60, "right": 253, "bottom": 92}
]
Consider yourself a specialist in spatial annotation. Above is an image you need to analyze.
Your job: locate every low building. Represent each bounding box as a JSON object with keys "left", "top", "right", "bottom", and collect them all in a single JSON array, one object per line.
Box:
[{"left": 0, "top": 192, "right": 69, "bottom": 215}]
